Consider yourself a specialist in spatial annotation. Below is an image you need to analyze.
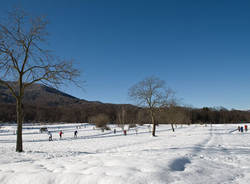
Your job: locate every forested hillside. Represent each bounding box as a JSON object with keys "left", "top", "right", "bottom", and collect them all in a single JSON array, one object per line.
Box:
[{"left": 1, "top": 83, "right": 250, "bottom": 124}]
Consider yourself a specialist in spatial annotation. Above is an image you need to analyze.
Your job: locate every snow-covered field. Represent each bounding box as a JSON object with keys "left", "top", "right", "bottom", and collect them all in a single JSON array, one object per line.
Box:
[{"left": 0, "top": 123, "right": 250, "bottom": 184}]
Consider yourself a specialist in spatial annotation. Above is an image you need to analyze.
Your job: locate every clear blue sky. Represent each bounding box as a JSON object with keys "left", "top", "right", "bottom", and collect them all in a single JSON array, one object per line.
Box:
[{"left": 1, "top": 0, "right": 250, "bottom": 110}]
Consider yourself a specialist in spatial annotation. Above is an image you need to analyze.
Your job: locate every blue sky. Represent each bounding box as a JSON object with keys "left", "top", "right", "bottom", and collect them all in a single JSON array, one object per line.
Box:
[{"left": 1, "top": 0, "right": 250, "bottom": 110}]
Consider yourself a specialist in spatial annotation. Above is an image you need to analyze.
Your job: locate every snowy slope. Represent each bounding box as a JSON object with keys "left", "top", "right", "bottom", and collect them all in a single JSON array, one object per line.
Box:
[{"left": 0, "top": 123, "right": 250, "bottom": 184}]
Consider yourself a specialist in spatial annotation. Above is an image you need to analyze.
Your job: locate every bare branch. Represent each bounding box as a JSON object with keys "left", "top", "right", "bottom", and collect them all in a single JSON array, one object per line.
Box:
[
  {"left": 0, "top": 79, "right": 17, "bottom": 99},
  {"left": 129, "top": 76, "right": 167, "bottom": 108}
]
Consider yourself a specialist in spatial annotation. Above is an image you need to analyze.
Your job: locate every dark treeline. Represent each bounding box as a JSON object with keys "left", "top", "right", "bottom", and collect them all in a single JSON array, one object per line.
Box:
[{"left": 1, "top": 103, "right": 250, "bottom": 125}]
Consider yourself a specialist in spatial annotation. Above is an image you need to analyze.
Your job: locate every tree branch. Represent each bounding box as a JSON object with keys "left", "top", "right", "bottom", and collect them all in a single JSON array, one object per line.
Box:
[{"left": 0, "top": 80, "right": 18, "bottom": 99}]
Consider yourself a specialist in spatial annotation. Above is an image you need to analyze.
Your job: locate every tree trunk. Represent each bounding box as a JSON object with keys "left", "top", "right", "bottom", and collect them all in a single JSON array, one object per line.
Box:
[
  {"left": 150, "top": 110, "right": 156, "bottom": 136},
  {"left": 152, "top": 122, "right": 156, "bottom": 136},
  {"left": 16, "top": 98, "right": 23, "bottom": 152},
  {"left": 16, "top": 76, "right": 24, "bottom": 152},
  {"left": 171, "top": 123, "right": 175, "bottom": 132}
]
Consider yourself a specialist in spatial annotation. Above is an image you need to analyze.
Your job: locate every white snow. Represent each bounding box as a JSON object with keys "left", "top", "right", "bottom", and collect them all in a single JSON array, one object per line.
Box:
[{"left": 0, "top": 123, "right": 250, "bottom": 184}]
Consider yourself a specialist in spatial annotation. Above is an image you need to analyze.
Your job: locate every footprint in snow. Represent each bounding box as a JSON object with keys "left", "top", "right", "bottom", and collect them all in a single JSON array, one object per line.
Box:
[{"left": 169, "top": 157, "right": 191, "bottom": 171}]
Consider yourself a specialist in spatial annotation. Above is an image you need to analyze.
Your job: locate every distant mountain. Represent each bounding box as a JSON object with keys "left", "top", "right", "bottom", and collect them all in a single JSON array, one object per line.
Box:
[
  {"left": 0, "top": 81, "right": 138, "bottom": 123},
  {"left": 1, "top": 82, "right": 249, "bottom": 124},
  {"left": 0, "top": 82, "right": 94, "bottom": 106}
]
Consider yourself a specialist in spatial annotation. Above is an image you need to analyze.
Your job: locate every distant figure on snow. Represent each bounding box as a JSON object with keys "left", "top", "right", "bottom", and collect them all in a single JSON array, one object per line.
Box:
[
  {"left": 244, "top": 125, "right": 248, "bottom": 132},
  {"left": 148, "top": 125, "right": 151, "bottom": 132},
  {"left": 74, "top": 130, "right": 78, "bottom": 138},
  {"left": 114, "top": 128, "right": 116, "bottom": 134},
  {"left": 48, "top": 131, "right": 53, "bottom": 141},
  {"left": 240, "top": 126, "right": 244, "bottom": 133},
  {"left": 238, "top": 126, "right": 241, "bottom": 132},
  {"left": 59, "top": 130, "right": 63, "bottom": 139},
  {"left": 123, "top": 130, "right": 127, "bottom": 136}
]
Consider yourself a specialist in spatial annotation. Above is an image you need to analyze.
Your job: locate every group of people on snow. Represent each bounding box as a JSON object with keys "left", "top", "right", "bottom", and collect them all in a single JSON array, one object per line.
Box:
[
  {"left": 47, "top": 129, "right": 78, "bottom": 141},
  {"left": 46, "top": 125, "right": 139, "bottom": 141},
  {"left": 238, "top": 125, "right": 248, "bottom": 133}
]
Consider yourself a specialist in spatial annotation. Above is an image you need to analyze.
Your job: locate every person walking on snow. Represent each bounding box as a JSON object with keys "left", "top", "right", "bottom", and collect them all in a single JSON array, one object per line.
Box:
[
  {"left": 74, "top": 130, "right": 78, "bottom": 138},
  {"left": 59, "top": 130, "right": 63, "bottom": 139},
  {"left": 48, "top": 131, "right": 53, "bottom": 141},
  {"left": 244, "top": 125, "right": 248, "bottom": 132}
]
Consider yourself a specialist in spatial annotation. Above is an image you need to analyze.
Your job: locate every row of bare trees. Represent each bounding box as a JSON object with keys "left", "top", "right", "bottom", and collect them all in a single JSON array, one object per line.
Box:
[{"left": 1, "top": 102, "right": 248, "bottom": 125}]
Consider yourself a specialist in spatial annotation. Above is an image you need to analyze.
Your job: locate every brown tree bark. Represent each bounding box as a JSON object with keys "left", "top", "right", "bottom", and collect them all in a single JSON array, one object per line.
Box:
[
  {"left": 16, "top": 76, "right": 24, "bottom": 152},
  {"left": 16, "top": 98, "right": 23, "bottom": 152},
  {"left": 171, "top": 123, "right": 175, "bottom": 132},
  {"left": 150, "top": 109, "right": 156, "bottom": 136}
]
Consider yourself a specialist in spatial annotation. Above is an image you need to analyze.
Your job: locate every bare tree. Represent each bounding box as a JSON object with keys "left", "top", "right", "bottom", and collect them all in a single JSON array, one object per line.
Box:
[
  {"left": 0, "top": 9, "right": 80, "bottom": 152},
  {"left": 116, "top": 105, "right": 127, "bottom": 129},
  {"left": 165, "top": 107, "right": 184, "bottom": 132},
  {"left": 128, "top": 76, "right": 174, "bottom": 136},
  {"left": 88, "top": 113, "right": 110, "bottom": 128}
]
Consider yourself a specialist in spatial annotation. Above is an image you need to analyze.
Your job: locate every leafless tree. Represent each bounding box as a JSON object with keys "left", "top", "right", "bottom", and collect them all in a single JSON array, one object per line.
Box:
[
  {"left": 116, "top": 105, "right": 127, "bottom": 129},
  {"left": 128, "top": 76, "right": 174, "bottom": 136},
  {"left": 0, "top": 9, "right": 80, "bottom": 152},
  {"left": 88, "top": 113, "right": 110, "bottom": 128},
  {"left": 166, "top": 107, "right": 185, "bottom": 132}
]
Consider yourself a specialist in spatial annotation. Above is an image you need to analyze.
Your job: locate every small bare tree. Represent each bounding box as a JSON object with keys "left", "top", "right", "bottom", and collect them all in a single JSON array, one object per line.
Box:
[
  {"left": 128, "top": 76, "right": 174, "bottom": 136},
  {"left": 116, "top": 105, "right": 127, "bottom": 129},
  {"left": 88, "top": 114, "right": 110, "bottom": 128},
  {"left": 164, "top": 107, "right": 184, "bottom": 132},
  {"left": 0, "top": 9, "right": 80, "bottom": 152}
]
